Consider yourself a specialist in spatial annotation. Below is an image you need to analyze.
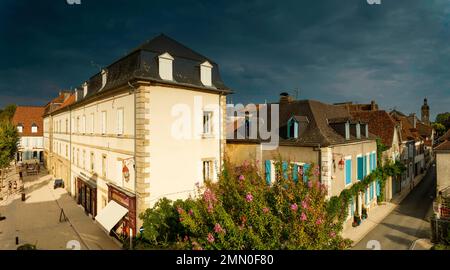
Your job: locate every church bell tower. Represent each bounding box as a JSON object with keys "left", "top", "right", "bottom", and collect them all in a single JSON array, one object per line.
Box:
[{"left": 421, "top": 98, "right": 430, "bottom": 125}]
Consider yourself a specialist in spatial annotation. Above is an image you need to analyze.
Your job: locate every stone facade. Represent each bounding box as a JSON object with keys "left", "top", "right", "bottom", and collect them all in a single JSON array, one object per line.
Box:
[{"left": 134, "top": 84, "right": 152, "bottom": 229}]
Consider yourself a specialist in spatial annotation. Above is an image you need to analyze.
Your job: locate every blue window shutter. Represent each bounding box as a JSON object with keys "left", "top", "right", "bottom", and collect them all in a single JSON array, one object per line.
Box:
[
  {"left": 345, "top": 160, "right": 352, "bottom": 185},
  {"left": 363, "top": 156, "right": 367, "bottom": 177},
  {"left": 293, "top": 164, "right": 298, "bottom": 182},
  {"left": 376, "top": 180, "right": 381, "bottom": 196},
  {"left": 303, "top": 163, "right": 310, "bottom": 182},
  {"left": 370, "top": 183, "right": 374, "bottom": 200},
  {"left": 373, "top": 153, "right": 377, "bottom": 169},
  {"left": 282, "top": 161, "right": 288, "bottom": 179},
  {"left": 357, "top": 157, "right": 363, "bottom": 180},
  {"left": 265, "top": 160, "right": 271, "bottom": 184}
]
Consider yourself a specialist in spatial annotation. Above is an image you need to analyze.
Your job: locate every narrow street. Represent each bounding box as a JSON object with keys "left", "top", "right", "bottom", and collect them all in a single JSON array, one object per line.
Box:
[
  {"left": 353, "top": 165, "right": 436, "bottom": 250},
  {"left": 0, "top": 166, "right": 120, "bottom": 250}
]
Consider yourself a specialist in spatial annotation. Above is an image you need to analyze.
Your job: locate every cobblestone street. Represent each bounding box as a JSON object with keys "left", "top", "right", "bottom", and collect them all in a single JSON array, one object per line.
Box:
[{"left": 0, "top": 166, "right": 120, "bottom": 250}]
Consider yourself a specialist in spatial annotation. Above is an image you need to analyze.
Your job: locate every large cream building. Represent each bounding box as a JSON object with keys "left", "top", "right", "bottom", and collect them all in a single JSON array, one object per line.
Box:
[{"left": 43, "top": 34, "right": 231, "bottom": 238}]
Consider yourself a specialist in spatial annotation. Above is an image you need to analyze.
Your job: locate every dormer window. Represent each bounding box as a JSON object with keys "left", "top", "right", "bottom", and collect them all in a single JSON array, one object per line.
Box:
[
  {"left": 83, "top": 82, "right": 88, "bottom": 98},
  {"left": 17, "top": 124, "right": 23, "bottom": 133},
  {"left": 356, "top": 122, "right": 361, "bottom": 139},
  {"left": 365, "top": 124, "right": 369, "bottom": 138},
  {"left": 158, "top": 52, "right": 174, "bottom": 81},
  {"left": 345, "top": 121, "right": 350, "bottom": 140},
  {"left": 31, "top": 123, "right": 38, "bottom": 133},
  {"left": 200, "top": 61, "right": 213, "bottom": 87},
  {"left": 287, "top": 117, "right": 299, "bottom": 139},
  {"left": 100, "top": 69, "right": 108, "bottom": 90}
]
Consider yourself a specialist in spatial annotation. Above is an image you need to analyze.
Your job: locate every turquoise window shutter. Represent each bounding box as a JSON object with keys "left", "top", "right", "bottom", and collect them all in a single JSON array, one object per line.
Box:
[
  {"left": 345, "top": 159, "right": 352, "bottom": 185},
  {"left": 357, "top": 157, "right": 363, "bottom": 180},
  {"left": 363, "top": 156, "right": 367, "bottom": 177},
  {"left": 376, "top": 180, "right": 381, "bottom": 196},
  {"left": 373, "top": 153, "right": 377, "bottom": 169},
  {"left": 370, "top": 182, "right": 374, "bottom": 200},
  {"left": 303, "top": 163, "right": 311, "bottom": 182},
  {"left": 293, "top": 164, "right": 298, "bottom": 182},
  {"left": 265, "top": 160, "right": 271, "bottom": 185},
  {"left": 282, "top": 161, "right": 288, "bottom": 179}
]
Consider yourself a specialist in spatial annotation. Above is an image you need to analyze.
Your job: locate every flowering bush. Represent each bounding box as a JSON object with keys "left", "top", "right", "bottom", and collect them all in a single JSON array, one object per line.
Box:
[{"left": 140, "top": 159, "right": 351, "bottom": 250}]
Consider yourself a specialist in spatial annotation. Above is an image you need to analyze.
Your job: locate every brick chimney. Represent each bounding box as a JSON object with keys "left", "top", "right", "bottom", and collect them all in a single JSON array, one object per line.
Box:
[{"left": 280, "top": 92, "right": 293, "bottom": 104}]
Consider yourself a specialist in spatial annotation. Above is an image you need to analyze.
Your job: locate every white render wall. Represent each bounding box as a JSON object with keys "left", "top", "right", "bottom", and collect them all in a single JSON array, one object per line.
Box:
[{"left": 147, "top": 85, "right": 223, "bottom": 206}]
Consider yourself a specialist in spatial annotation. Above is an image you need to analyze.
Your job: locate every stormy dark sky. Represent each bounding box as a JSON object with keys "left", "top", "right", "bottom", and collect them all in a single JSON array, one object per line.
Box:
[{"left": 0, "top": 0, "right": 449, "bottom": 120}]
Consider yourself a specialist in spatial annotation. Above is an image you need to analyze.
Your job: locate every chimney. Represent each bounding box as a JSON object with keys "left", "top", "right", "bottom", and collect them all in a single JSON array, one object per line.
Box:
[
  {"left": 370, "top": 100, "right": 377, "bottom": 111},
  {"left": 409, "top": 113, "right": 417, "bottom": 128},
  {"left": 280, "top": 92, "right": 293, "bottom": 104}
]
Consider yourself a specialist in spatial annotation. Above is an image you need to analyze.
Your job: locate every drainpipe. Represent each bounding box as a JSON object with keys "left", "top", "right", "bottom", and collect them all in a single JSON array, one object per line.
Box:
[
  {"left": 69, "top": 104, "right": 72, "bottom": 197},
  {"left": 316, "top": 144, "right": 322, "bottom": 183},
  {"left": 219, "top": 93, "right": 223, "bottom": 173}
]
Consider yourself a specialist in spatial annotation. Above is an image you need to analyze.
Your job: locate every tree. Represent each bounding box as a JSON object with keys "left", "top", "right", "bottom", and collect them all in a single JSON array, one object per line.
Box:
[
  {"left": 432, "top": 123, "right": 446, "bottom": 137},
  {"left": 436, "top": 112, "right": 450, "bottom": 130},
  {"left": 0, "top": 104, "right": 17, "bottom": 123},
  {"left": 0, "top": 121, "right": 19, "bottom": 192}
]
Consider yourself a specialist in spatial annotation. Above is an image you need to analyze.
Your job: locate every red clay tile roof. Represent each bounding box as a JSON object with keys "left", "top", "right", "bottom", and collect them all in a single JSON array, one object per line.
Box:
[
  {"left": 53, "top": 93, "right": 75, "bottom": 113},
  {"left": 350, "top": 110, "right": 397, "bottom": 148},
  {"left": 12, "top": 106, "right": 45, "bottom": 137},
  {"left": 390, "top": 113, "right": 421, "bottom": 141},
  {"left": 416, "top": 121, "right": 433, "bottom": 139},
  {"left": 435, "top": 140, "right": 450, "bottom": 151}
]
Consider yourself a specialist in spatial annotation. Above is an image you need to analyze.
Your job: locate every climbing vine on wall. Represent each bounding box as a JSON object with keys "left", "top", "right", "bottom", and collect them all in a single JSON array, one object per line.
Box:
[{"left": 326, "top": 148, "right": 406, "bottom": 224}]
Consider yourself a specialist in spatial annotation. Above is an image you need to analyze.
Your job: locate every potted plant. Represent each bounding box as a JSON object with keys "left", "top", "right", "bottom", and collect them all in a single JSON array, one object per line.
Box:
[
  {"left": 353, "top": 215, "right": 361, "bottom": 227},
  {"left": 362, "top": 208, "right": 368, "bottom": 220}
]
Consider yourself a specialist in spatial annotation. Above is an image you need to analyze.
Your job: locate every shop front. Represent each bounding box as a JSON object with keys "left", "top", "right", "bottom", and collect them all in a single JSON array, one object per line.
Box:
[
  {"left": 95, "top": 183, "right": 136, "bottom": 239},
  {"left": 76, "top": 177, "right": 97, "bottom": 218}
]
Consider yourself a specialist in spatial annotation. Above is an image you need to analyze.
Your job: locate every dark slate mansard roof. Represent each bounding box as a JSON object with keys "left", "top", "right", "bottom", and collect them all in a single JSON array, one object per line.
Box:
[
  {"left": 229, "top": 99, "right": 376, "bottom": 147},
  {"left": 80, "top": 34, "right": 231, "bottom": 103}
]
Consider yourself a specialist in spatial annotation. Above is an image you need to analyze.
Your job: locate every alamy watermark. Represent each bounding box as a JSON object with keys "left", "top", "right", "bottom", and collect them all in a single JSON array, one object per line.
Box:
[
  {"left": 366, "top": 0, "right": 381, "bottom": 5},
  {"left": 66, "top": 0, "right": 81, "bottom": 5},
  {"left": 170, "top": 96, "right": 280, "bottom": 150}
]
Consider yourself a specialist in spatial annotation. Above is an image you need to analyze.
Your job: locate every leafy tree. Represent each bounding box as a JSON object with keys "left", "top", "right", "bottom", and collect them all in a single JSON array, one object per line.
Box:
[
  {"left": 436, "top": 112, "right": 450, "bottom": 130},
  {"left": 432, "top": 122, "right": 446, "bottom": 137},
  {"left": 0, "top": 121, "right": 19, "bottom": 191},
  {"left": 0, "top": 104, "right": 17, "bottom": 123}
]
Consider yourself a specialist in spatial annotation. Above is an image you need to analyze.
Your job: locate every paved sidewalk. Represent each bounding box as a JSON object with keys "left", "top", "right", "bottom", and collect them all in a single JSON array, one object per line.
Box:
[
  {"left": 0, "top": 168, "right": 120, "bottom": 250},
  {"left": 343, "top": 172, "right": 427, "bottom": 246}
]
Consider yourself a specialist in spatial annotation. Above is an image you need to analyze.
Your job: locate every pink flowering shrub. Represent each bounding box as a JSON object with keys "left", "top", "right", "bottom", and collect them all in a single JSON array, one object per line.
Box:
[{"left": 139, "top": 158, "right": 351, "bottom": 250}]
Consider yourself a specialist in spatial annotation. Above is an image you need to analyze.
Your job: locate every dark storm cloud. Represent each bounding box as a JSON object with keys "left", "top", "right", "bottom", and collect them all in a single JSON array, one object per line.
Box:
[{"left": 0, "top": 0, "right": 448, "bottom": 119}]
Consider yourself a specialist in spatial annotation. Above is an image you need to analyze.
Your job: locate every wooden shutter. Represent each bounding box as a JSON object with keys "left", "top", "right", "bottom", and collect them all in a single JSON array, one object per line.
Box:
[
  {"left": 293, "top": 164, "right": 299, "bottom": 182},
  {"left": 303, "top": 163, "right": 311, "bottom": 182},
  {"left": 265, "top": 160, "right": 271, "bottom": 185}
]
